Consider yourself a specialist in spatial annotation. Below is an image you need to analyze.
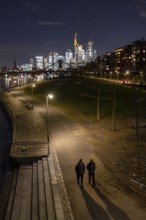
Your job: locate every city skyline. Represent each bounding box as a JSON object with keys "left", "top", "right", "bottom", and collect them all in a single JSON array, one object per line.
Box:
[{"left": 0, "top": 0, "right": 146, "bottom": 67}]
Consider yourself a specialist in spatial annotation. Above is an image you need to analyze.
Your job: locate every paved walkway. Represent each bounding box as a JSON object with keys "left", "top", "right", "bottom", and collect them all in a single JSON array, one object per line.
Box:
[
  {"left": 1, "top": 88, "right": 48, "bottom": 159},
  {"left": 1, "top": 86, "right": 146, "bottom": 220}
]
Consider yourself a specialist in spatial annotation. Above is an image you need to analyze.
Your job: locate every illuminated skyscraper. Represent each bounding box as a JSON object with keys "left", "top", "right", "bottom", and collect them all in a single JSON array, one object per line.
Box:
[
  {"left": 86, "top": 41, "right": 97, "bottom": 63},
  {"left": 47, "top": 52, "right": 58, "bottom": 70},
  {"left": 77, "top": 45, "right": 84, "bottom": 64},
  {"left": 74, "top": 32, "right": 78, "bottom": 46},
  {"left": 74, "top": 32, "right": 78, "bottom": 62},
  {"left": 35, "top": 56, "right": 44, "bottom": 69},
  {"left": 30, "top": 58, "right": 34, "bottom": 68},
  {"left": 74, "top": 32, "right": 85, "bottom": 66},
  {"left": 65, "top": 49, "right": 73, "bottom": 64}
]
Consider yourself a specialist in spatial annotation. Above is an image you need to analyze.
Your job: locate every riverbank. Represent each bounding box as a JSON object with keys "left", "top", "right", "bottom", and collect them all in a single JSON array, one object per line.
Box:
[
  {"left": 0, "top": 100, "right": 12, "bottom": 186},
  {"left": 0, "top": 87, "right": 49, "bottom": 166},
  {"left": 0, "top": 94, "right": 13, "bottom": 218}
]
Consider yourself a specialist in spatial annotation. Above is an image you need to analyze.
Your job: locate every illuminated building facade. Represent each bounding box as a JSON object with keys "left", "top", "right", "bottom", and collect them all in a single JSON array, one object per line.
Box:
[
  {"left": 21, "top": 64, "right": 33, "bottom": 71},
  {"left": 65, "top": 49, "right": 73, "bottom": 64},
  {"left": 19, "top": 32, "right": 97, "bottom": 71},
  {"left": 114, "top": 47, "right": 124, "bottom": 78},
  {"left": 77, "top": 45, "right": 84, "bottom": 64},
  {"left": 30, "top": 58, "right": 34, "bottom": 69},
  {"left": 35, "top": 56, "right": 44, "bottom": 70},
  {"left": 74, "top": 32, "right": 78, "bottom": 63},
  {"left": 96, "top": 38, "right": 146, "bottom": 82},
  {"left": 46, "top": 52, "right": 67, "bottom": 70},
  {"left": 47, "top": 52, "right": 58, "bottom": 70},
  {"left": 73, "top": 33, "right": 87, "bottom": 67},
  {"left": 86, "top": 41, "right": 97, "bottom": 63},
  {"left": 132, "top": 39, "right": 146, "bottom": 74}
]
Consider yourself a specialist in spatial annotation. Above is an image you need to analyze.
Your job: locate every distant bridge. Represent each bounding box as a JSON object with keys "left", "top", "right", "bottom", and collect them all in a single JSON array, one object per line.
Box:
[{"left": 0, "top": 68, "right": 78, "bottom": 77}]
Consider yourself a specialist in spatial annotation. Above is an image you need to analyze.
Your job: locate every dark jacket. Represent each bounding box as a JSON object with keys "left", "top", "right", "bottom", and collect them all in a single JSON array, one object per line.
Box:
[
  {"left": 75, "top": 161, "right": 85, "bottom": 176},
  {"left": 87, "top": 160, "right": 95, "bottom": 174}
]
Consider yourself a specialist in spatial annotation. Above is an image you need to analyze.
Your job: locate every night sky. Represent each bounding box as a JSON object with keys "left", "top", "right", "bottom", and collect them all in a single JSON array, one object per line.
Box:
[{"left": 0, "top": 0, "right": 146, "bottom": 67}]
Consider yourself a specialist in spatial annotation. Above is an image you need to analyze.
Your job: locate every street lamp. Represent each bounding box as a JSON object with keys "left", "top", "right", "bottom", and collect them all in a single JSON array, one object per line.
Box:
[
  {"left": 46, "top": 93, "right": 54, "bottom": 142},
  {"left": 31, "top": 84, "right": 36, "bottom": 105},
  {"left": 13, "top": 80, "right": 17, "bottom": 98},
  {"left": 97, "top": 89, "right": 100, "bottom": 120},
  {"left": 112, "top": 92, "right": 116, "bottom": 131}
]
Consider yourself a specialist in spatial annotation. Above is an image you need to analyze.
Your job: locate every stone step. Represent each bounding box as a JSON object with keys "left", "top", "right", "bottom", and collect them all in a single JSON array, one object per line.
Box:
[
  {"left": 11, "top": 166, "right": 32, "bottom": 220},
  {"left": 19, "top": 166, "right": 32, "bottom": 220},
  {"left": 37, "top": 160, "right": 47, "bottom": 219},
  {"left": 42, "top": 157, "right": 56, "bottom": 220},
  {"left": 32, "top": 162, "right": 39, "bottom": 220},
  {"left": 10, "top": 166, "right": 24, "bottom": 220},
  {"left": 4, "top": 156, "right": 65, "bottom": 220},
  {"left": 5, "top": 169, "right": 18, "bottom": 220},
  {"left": 48, "top": 156, "right": 65, "bottom": 220}
]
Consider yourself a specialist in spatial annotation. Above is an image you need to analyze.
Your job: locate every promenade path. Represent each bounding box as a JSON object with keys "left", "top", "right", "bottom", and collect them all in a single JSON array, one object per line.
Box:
[
  {"left": 1, "top": 87, "right": 48, "bottom": 160},
  {"left": 0, "top": 85, "right": 146, "bottom": 220}
]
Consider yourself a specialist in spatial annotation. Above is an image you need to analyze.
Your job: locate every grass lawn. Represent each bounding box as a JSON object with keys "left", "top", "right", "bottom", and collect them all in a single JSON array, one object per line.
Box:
[{"left": 24, "top": 77, "right": 146, "bottom": 122}]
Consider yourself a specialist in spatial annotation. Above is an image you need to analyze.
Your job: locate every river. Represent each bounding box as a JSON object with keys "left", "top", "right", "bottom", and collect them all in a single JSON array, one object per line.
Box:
[
  {"left": 0, "top": 78, "right": 12, "bottom": 188},
  {"left": 0, "top": 74, "right": 43, "bottom": 187}
]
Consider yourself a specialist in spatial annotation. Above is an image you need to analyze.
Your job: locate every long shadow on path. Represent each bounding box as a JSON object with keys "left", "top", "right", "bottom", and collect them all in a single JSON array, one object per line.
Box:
[
  {"left": 81, "top": 188, "right": 111, "bottom": 220},
  {"left": 81, "top": 186, "right": 131, "bottom": 220},
  {"left": 94, "top": 186, "right": 131, "bottom": 220}
]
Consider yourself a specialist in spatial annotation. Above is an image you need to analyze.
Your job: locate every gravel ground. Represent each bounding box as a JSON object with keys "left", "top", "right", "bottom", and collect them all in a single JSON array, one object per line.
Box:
[{"left": 93, "top": 118, "right": 146, "bottom": 207}]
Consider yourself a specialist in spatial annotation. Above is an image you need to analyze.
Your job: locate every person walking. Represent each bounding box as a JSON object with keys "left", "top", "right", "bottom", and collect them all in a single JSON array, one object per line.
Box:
[
  {"left": 75, "top": 159, "right": 85, "bottom": 188},
  {"left": 87, "top": 159, "right": 96, "bottom": 187}
]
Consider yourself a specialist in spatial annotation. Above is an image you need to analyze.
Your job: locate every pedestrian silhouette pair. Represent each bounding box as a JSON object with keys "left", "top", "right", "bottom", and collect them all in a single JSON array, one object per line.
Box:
[{"left": 75, "top": 159, "right": 96, "bottom": 188}]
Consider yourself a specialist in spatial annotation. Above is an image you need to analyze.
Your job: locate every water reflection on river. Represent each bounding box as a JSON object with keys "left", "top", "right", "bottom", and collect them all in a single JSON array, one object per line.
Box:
[
  {"left": 0, "top": 73, "right": 36, "bottom": 89},
  {"left": 0, "top": 74, "right": 33, "bottom": 186},
  {"left": 0, "top": 101, "right": 12, "bottom": 186},
  {"left": 0, "top": 73, "right": 45, "bottom": 171}
]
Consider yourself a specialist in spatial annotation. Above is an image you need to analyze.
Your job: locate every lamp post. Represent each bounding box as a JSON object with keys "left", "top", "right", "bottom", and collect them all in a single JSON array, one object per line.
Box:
[
  {"left": 13, "top": 80, "right": 17, "bottom": 98},
  {"left": 31, "top": 84, "right": 36, "bottom": 105},
  {"left": 97, "top": 89, "right": 100, "bottom": 120},
  {"left": 112, "top": 92, "right": 116, "bottom": 131},
  {"left": 46, "top": 93, "right": 54, "bottom": 142}
]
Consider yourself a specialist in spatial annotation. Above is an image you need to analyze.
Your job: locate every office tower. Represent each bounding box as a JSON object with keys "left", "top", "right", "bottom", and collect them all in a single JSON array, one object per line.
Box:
[
  {"left": 74, "top": 32, "right": 78, "bottom": 63},
  {"left": 35, "top": 56, "right": 44, "bottom": 69},
  {"left": 86, "top": 41, "right": 97, "bottom": 63},
  {"left": 65, "top": 49, "right": 73, "bottom": 64}
]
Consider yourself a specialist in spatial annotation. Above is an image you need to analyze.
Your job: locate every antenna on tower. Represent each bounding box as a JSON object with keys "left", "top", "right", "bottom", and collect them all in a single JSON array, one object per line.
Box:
[{"left": 74, "top": 32, "right": 78, "bottom": 46}]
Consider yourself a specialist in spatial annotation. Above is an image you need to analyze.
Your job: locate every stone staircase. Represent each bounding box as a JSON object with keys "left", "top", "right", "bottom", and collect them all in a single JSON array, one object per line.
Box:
[{"left": 4, "top": 156, "right": 66, "bottom": 220}]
